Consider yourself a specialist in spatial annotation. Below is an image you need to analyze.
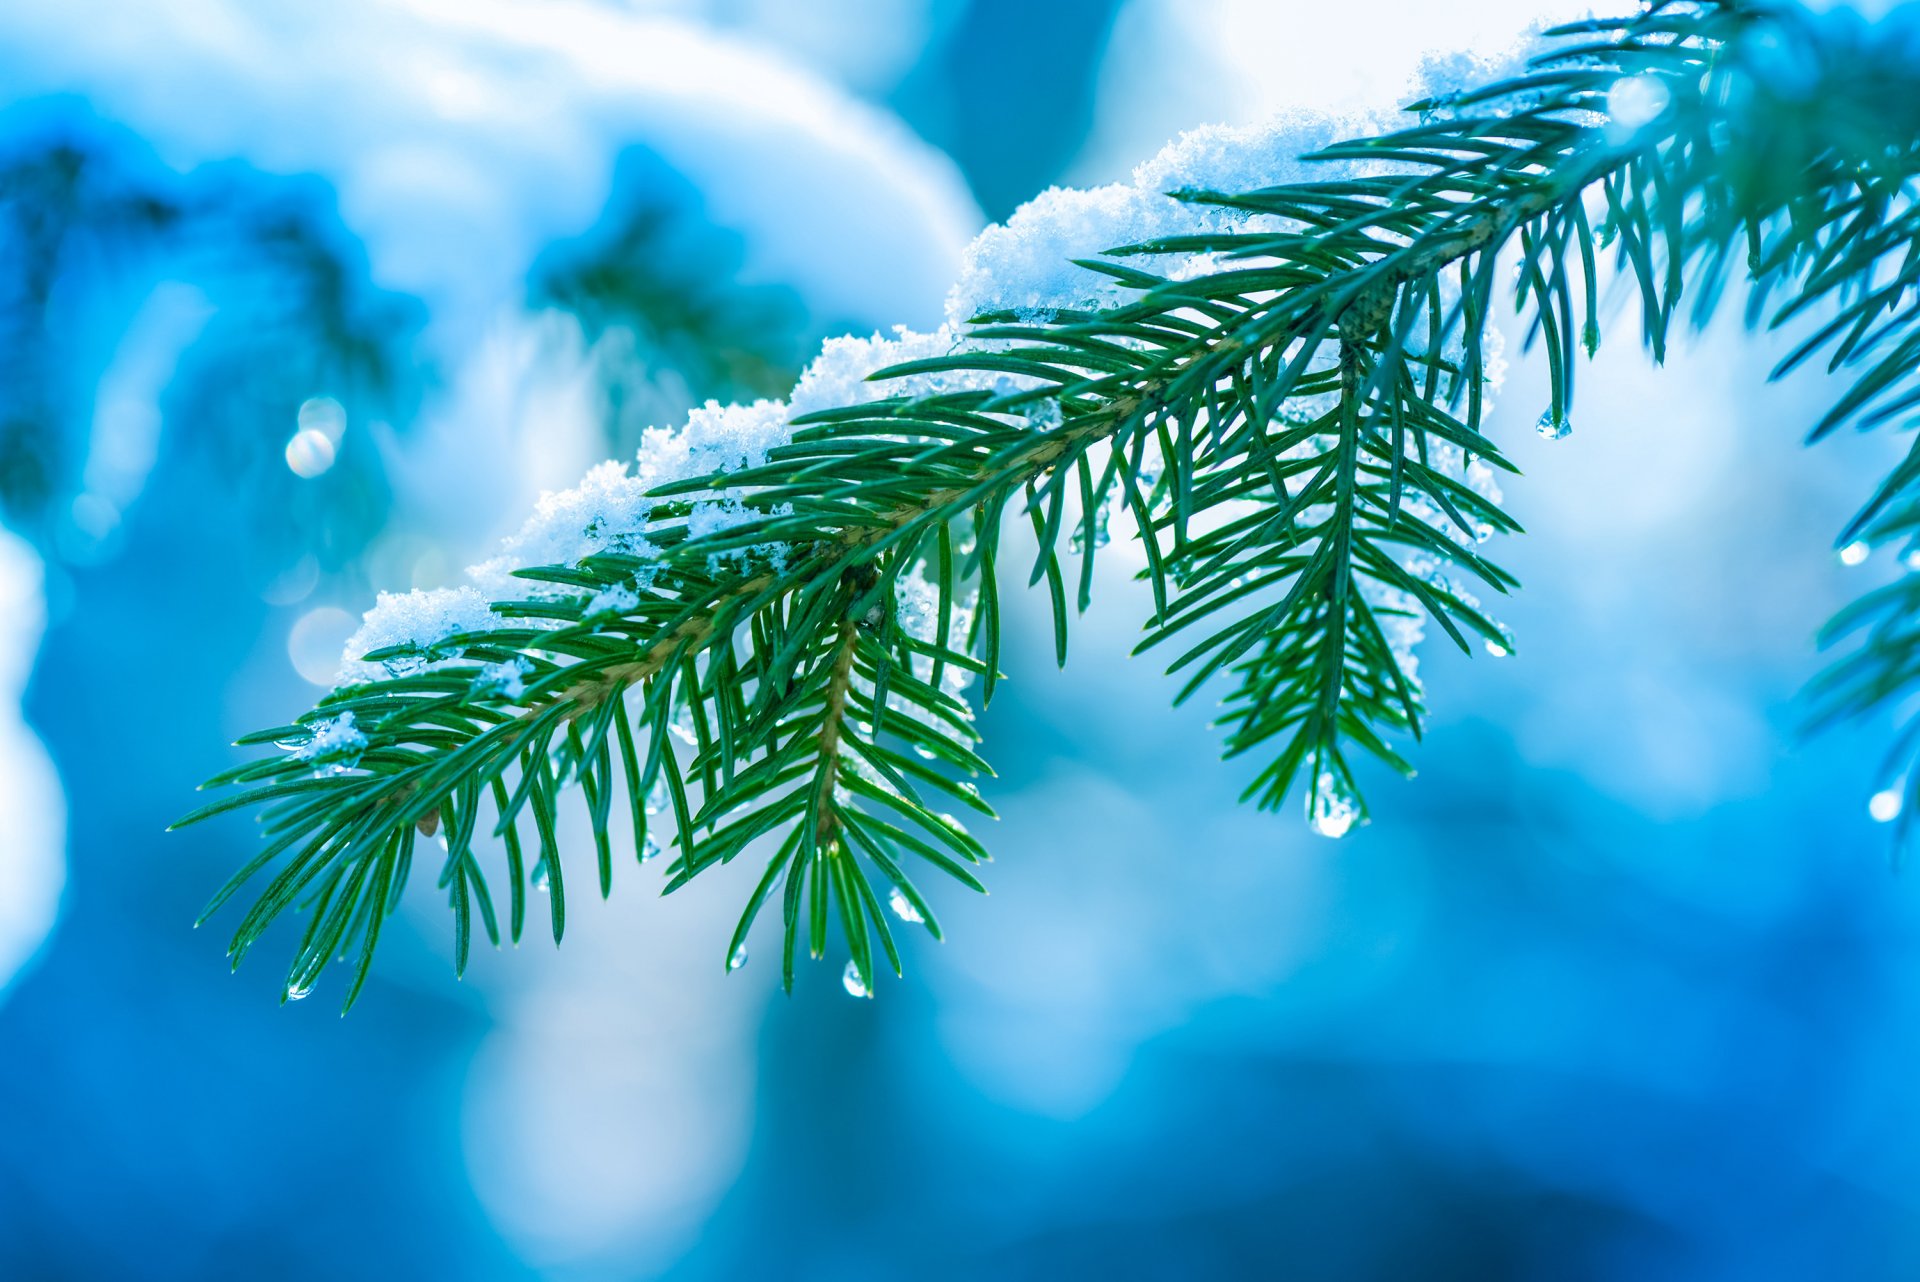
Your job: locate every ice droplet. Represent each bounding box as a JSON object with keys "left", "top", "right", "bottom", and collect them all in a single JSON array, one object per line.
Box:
[
  {"left": 842, "top": 960, "right": 871, "bottom": 997},
  {"left": 1870, "top": 789, "right": 1903, "bottom": 823},
  {"left": 530, "top": 858, "right": 551, "bottom": 891},
  {"left": 1485, "top": 640, "right": 1509, "bottom": 658},
  {"left": 1309, "top": 773, "right": 1358, "bottom": 839},
  {"left": 639, "top": 834, "right": 662, "bottom": 864},
  {"left": 1535, "top": 409, "right": 1572, "bottom": 441},
  {"left": 1840, "top": 541, "right": 1871, "bottom": 567},
  {"left": 286, "top": 980, "right": 313, "bottom": 1002},
  {"left": 888, "top": 887, "right": 924, "bottom": 923},
  {"left": 1310, "top": 808, "right": 1355, "bottom": 839},
  {"left": 727, "top": 942, "right": 749, "bottom": 972}
]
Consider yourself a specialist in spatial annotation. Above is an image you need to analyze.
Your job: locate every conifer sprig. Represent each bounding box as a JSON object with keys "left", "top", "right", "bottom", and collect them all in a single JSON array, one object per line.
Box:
[{"left": 181, "top": 0, "right": 1920, "bottom": 1007}]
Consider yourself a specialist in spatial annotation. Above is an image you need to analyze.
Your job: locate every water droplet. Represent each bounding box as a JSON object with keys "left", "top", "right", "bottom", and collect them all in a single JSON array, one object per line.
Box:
[
  {"left": 639, "top": 834, "right": 662, "bottom": 864},
  {"left": 1535, "top": 409, "right": 1572, "bottom": 441},
  {"left": 1485, "top": 641, "right": 1509, "bottom": 658},
  {"left": 1840, "top": 541, "right": 1871, "bottom": 567},
  {"left": 1310, "top": 808, "right": 1354, "bottom": 839},
  {"left": 1606, "top": 72, "right": 1672, "bottom": 130},
  {"left": 284, "top": 428, "right": 337, "bottom": 479},
  {"left": 1871, "top": 789, "right": 1903, "bottom": 823},
  {"left": 1308, "top": 773, "right": 1359, "bottom": 839},
  {"left": 842, "top": 960, "right": 871, "bottom": 997},
  {"left": 286, "top": 980, "right": 313, "bottom": 1002},
  {"left": 645, "top": 780, "right": 667, "bottom": 816},
  {"left": 727, "top": 942, "right": 749, "bottom": 972},
  {"left": 913, "top": 745, "right": 937, "bottom": 760},
  {"left": 888, "top": 887, "right": 924, "bottom": 924},
  {"left": 530, "top": 858, "right": 551, "bottom": 891},
  {"left": 1904, "top": 549, "right": 1920, "bottom": 571},
  {"left": 1472, "top": 521, "right": 1495, "bottom": 544}
]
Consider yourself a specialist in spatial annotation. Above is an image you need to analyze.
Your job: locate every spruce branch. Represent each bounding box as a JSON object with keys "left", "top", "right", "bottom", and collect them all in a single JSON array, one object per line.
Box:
[{"left": 179, "top": 0, "right": 1920, "bottom": 1007}]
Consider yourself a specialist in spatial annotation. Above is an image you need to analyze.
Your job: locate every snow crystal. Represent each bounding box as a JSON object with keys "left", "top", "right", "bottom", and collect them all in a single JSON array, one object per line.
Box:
[
  {"left": 790, "top": 323, "right": 1048, "bottom": 415},
  {"left": 292, "top": 711, "right": 367, "bottom": 766},
  {"left": 1360, "top": 579, "right": 1428, "bottom": 691},
  {"left": 471, "top": 656, "right": 533, "bottom": 701},
  {"left": 635, "top": 398, "right": 792, "bottom": 491},
  {"left": 893, "top": 566, "right": 977, "bottom": 699},
  {"left": 686, "top": 498, "right": 759, "bottom": 541},
  {"left": 789, "top": 327, "right": 959, "bottom": 417},
  {"left": 1131, "top": 112, "right": 1379, "bottom": 201},
  {"left": 946, "top": 110, "right": 1391, "bottom": 325},
  {"left": 948, "top": 183, "right": 1165, "bottom": 321},
  {"left": 584, "top": 582, "right": 640, "bottom": 618},
  {"left": 1406, "top": 31, "right": 1546, "bottom": 121},
  {"left": 339, "top": 586, "right": 501, "bottom": 683},
  {"left": 466, "top": 460, "right": 657, "bottom": 599},
  {"left": 463, "top": 401, "right": 796, "bottom": 609},
  {"left": 1464, "top": 457, "right": 1503, "bottom": 506}
]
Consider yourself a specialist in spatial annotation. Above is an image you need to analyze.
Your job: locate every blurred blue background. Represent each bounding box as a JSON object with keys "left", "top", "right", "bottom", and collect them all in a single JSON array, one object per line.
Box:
[{"left": 1, "top": 2, "right": 1917, "bottom": 1278}]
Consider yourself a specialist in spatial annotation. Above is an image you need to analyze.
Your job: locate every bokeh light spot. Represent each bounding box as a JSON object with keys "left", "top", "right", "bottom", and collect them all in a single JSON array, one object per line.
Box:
[
  {"left": 288, "top": 606, "right": 357, "bottom": 686},
  {"left": 285, "top": 428, "right": 337, "bottom": 478}
]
